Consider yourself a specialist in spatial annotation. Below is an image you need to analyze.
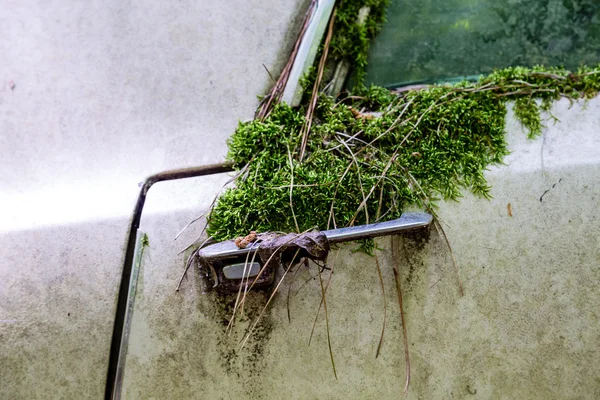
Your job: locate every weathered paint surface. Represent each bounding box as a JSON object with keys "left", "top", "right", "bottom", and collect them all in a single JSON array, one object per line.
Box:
[
  {"left": 1, "top": 0, "right": 599, "bottom": 398},
  {"left": 122, "top": 98, "right": 600, "bottom": 399},
  {"left": 0, "top": 1, "right": 308, "bottom": 398}
]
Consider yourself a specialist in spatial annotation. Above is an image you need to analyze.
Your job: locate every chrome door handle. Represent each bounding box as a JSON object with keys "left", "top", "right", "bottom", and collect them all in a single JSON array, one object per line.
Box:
[
  {"left": 197, "top": 212, "right": 432, "bottom": 292},
  {"left": 322, "top": 212, "right": 432, "bottom": 243}
]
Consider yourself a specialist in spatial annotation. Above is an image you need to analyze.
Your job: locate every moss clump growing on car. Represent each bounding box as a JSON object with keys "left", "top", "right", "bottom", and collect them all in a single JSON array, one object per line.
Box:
[{"left": 206, "top": 65, "right": 600, "bottom": 242}]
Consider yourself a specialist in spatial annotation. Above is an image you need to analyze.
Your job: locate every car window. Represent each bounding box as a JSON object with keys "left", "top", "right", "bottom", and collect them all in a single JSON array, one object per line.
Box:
[{"left": 364, "top": 0, "right": 600, "bottom": 88}]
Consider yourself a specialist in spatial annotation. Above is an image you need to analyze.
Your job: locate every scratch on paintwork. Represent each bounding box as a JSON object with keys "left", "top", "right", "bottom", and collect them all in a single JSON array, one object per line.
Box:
[{"left": 539, "top": 178, "right": 563, "bottom": 202}]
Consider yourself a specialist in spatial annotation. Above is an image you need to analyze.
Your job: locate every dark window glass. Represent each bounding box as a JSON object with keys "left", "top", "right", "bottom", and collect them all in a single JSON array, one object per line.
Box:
[{"left": 364, "top": 0, "right": 600, "bottom": 87}]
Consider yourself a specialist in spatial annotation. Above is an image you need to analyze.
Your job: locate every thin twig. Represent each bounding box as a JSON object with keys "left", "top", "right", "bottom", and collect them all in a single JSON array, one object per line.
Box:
[
  {"left": 349, "top": 150, "right": 398, "bottom": 226},
  {"left": 177, "top": 236, "right": 203, "bottom": 256},
  {"left": 497, "top": 88, "right": 556, "bottom": 97},
  {"left": 531, "top": 71, "right": 566, "bottom": 80},
  {"left": 240, "top": 243, "right": 263, "bottom": 317},
  {"left": 338, "top": 136, "right": 370, "bottom": 225},
  {"left": 175, "top": 236, "right": 212, "bottom": 291},
  {"left": 239, "top": 249, "right": 301, "bottom": 350},
  {"left": 511, "top": 79, "right": 536, "bottom": 87},
  {"left": 177, "top": 163, "right": 250, "bottom": 255},
  {"left": 256, "top": 0, "right": 317, "bottom": 120},
  {"left": 308, "top": 249, "right": 339, "bottom": 345},
  {"left": 450, "top": 81, "right": 497, "bottom": 92},
  {"left": 370, "top": 96, "right": 416, "bottom": 144},
  {"left": 227, "top": 244, "right": 262, "bottom": 333},
  {"left": 398, "top": 92, "right": 453, "bottom": 148},
  {"left": 258, "top": 182, "right": 334, "bottom": 190},
  {"left": 299, "top": 7, "right": 336, "bottom": 161},
  {"left": 392, "top": 237, "right": 410, "bottom": 394},
  {"left": 262, "top": 63, "right": 276, "bottom": 83},
  {"left": 335, "top": 131, "right": 386, "bottom": 155},
  {"left": 293, "top": 268, "right": 319, "bottom": 298},
  {"left": 327, "top": 158, "right": 356, "bottom": 230},
  {"left": 174, "top": 213, "right": 204, "bottom": 241},
  {"left": 374, "top": 251, "right": 387, "bottom": 358},
  {"left": 238, "top": 228, "right": 316, "bottom": 310},
  {"left": 579, "top": 70, "right": 600, "bottom": 77},
  {"left": 402, "top": 167, "right": 452, "bottom": 230},
  {"left": 332, "top": 95, "right": 368, "bottom": 108},
  {"left": 374, "top": 168, "right": 388, "bottom": 223},
  {"left": 434, "top": 220, "right": 464, "bottom": 296},
  {"left": 286, "top": 260, "right": 307, "bottom": 323},
  {"left": 287, "top": 144, "right": 300, "bottom": 233},
  {"left": 317, "top": 258, "right": 337, "bottom": 379}
]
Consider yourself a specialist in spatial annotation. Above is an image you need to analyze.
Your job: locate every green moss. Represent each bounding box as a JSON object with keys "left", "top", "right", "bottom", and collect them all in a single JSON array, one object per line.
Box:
[
  {"left": 513, "top": 97, "right": 542, "bottom": 139},
  {"left": 329, "top": 0, "right": 390, "bottom": 85},
  {"left": 481, "top": 65, "right": 600, "bottom": 138},
  {"left": 206, "top": 65, "right": 600, "bottom": 242}
]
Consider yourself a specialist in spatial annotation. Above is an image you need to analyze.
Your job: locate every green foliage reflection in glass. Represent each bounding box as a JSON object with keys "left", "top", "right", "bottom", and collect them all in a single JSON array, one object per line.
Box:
[{"left": 365, "top": 0, "right": 600, "bottom": 87}]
